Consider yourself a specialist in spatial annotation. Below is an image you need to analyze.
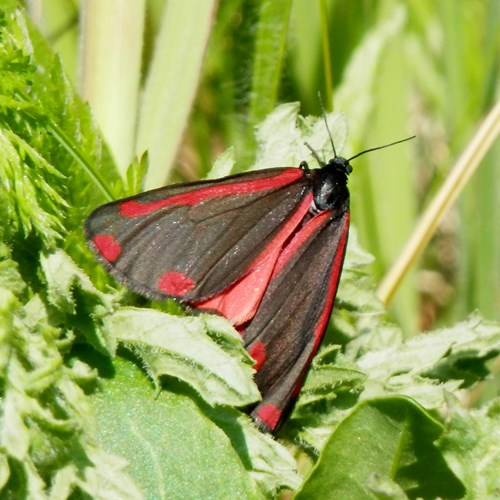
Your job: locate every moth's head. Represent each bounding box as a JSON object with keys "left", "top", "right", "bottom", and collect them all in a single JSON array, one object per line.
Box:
[{"left": 326, "top": 156, "right": 353, "bottom": 176}]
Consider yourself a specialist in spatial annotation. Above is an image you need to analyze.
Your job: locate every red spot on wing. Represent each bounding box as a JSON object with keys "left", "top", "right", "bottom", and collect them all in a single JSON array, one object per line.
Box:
[
  {"left": 248, "top": 342, "right": 267, "bottom": 371},
  {"left": 255, "top": 404, "right": 282, "bottom": 431},
  {"left": 93, "top": 234, "right": 121, "bottom": 263},
  {"left": 158, "top": 272, "right": 196, "bottom": 296},
  {"left": 120, "top": 169, "right": 303, "bottom": 218},
  {"left": 194, "top": 194, "right": 313, "bottom": 325}
]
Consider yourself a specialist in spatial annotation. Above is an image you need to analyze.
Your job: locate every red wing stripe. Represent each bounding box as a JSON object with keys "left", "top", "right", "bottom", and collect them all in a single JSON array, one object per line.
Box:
[
  {"left": 120, "top": 169, "right": 303, "bottom": 218},
  {"left": 271, "top": 209, "right": 332, "bottom": 277},
  {"left": 289, "top": 213, "right": 350, "bottom": 400},
  {"left": 256, "top": 211, "right": 350, "bottom": 404},
  {"left": 311, "top": 212, "right": 350, "bottom": 348},
  {"left": 194, "top": 194, "right": 313, "bottom": 325}
]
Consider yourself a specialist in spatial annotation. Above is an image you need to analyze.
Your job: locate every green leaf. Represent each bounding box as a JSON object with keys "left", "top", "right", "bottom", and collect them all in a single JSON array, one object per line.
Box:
[
  {"left": 335, "top": 228, "right": 382, "bottom": 315},
  {"left": 205, "top": 147, "right": 235, "bottom": 180},
  {"left": 252, "top": 102, "right": 347, "bottom": 172},
  {"left": 0, "top": 4, "right": 120, "bottom": 250},
  {"left": 438, "top": 399, "right": 500, "bottom": 499},
  {"left": 356, "top": 313, "right": 500, "bottom": 406},
  {"left": 295, "top": 396, "right": 465, "bottom": 499},
  {"left": 137, "top": 0, "right": 217, "bottom": 188},
  {"left": 41, "top": 249, "right": 116, "bottom": 315},
  {"left": 421, "top": 314, "right": 500, "bottom": 385},
  {"left": 247, "top": 0, "right": 292, "bottom": 124},
  {"left": 0, "top": 282, "right": 140, "bottom": 498},
  {"left": 208, "top": 408, "right": 302, "bottom": 495},
  {"left": 286, "top": 311, "right": 500, "bottom": 455},
  {"left": 0, "top": 241, "right": 25, "bottom": 297},
  {"left": 124, "top": 153, "right": 149, "bottom": 196},
  {"left": 103, "top": 307, "right": 260, "bottom": 407},
  {"left": 40, "top": 249, "right": 118, "bottom": 356},
  {"left": 92, "top": 356, "right": 260, "bottom": 500},
  {"left": 291, "top": 346, "right": 366, "bottom": 420}
]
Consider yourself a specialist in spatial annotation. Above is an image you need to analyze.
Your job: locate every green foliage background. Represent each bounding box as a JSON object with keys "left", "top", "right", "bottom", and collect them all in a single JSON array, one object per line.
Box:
[
  {"left": 0, "top": 0, "right": 499, "bottom": 498},
  {"left": 41, "top": 0, "right": 500, "bottom": 334}
]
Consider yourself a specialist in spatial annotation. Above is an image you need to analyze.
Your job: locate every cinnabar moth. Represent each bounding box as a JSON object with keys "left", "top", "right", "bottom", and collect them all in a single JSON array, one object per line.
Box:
[{"left": 84, "top": 121, "right": 413, "bottom": 433}]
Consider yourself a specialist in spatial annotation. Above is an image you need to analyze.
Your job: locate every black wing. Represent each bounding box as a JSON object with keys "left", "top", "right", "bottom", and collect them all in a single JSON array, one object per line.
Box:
[
  {"left": 243, "top": 208, "right": 350, "bottom": 432},
  {"left": 85, "top": 168, "right": 311, "bottom": 302}
]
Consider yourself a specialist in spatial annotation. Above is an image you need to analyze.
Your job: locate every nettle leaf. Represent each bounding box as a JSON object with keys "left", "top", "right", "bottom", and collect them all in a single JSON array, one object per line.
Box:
[
  {"left": 92, "top": 356, "right": 292, "bottom": 499},
  {"left": 438, "top": 399, "right": 500, "bottom": 499},
  {"left": 207, "top": 406, "right": 302, "bottom": 494},
  {"left": 0, "top": 287, "right": 141, "bottom": 498},
  {"left": 0, "top": 241, "right": 25, "bottom": 297},
  {"left": 41, "top": 249, "right": 116, "bottom": 315},
  {"left": 286, "top": 357, "right": 367, "bottom": 451},
  {"left": 93, "top": 358, "right": 255, "bottom": 499},
  {"left": 40, "top": 249, "right": 119, "bottom": 356},
  {"left": 291, "top": 346, "right": 366, "bottom": 419},
  {"left": 295, "top": 396, "right": 465, "bottom": 499},
  {"left": 103, "top": 307, "right": 260, "bottom": 408},
  {"left": 289, "top": 313, "right": 500, "bottom": 454},
  {"left": 96, "top": 307, "right": 302, "bottom": 495},
  {"left": 239, "top": 427, "right": 302, "bottom": 494},
  {"left": 253, "top": 102, "right": 347, "bottom": 172},
  {"left": 356, "top": 313, "right": 500, "bottom": 406},
  {"left": 421, "top": 314, "right": 500, "bottom": 385},
  {"left": 335, "top": 228, "right": 383, "bottom": 315}
]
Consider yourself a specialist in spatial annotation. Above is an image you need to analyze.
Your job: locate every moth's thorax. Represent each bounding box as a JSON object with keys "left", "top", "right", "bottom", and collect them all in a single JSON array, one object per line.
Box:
[{"left": 311, "top": 157, "right": 351, "bottom": 212}]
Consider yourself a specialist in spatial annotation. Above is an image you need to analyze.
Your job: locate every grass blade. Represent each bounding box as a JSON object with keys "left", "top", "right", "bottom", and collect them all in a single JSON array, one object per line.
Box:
[{"left": 377, "top": 101, "right": 500, "bottom": 305}]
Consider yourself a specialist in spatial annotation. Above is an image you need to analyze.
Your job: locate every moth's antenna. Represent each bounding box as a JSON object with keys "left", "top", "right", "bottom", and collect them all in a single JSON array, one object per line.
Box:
[
  {"left": 318, "top": 92, "right": 338, "bottom": 158},
  {"left": 348, "top": 136, "right": 416, "bottom": 162}
]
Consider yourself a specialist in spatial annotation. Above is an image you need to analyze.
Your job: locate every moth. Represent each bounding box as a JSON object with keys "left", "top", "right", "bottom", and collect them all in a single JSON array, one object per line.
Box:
[{"left": 85, "top": 121, "right": 413, "bottom": 432}]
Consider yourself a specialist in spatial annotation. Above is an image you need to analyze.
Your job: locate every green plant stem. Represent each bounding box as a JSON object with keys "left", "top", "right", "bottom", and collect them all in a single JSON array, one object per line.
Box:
[
  {"left": 377, "top": 101, "right": 500, "bottom": 305},
  {"left": 79, "top": 0, "right": 145, "bottom": 177},
  {"left": 243, "top": 0, "right": 292, "bottom": 164},
  {"left": 137, "top": 0, "right": 217, "bottom": 189},
  {"left": 319, "top": 0, "right": 333, "bottom": 109}
]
